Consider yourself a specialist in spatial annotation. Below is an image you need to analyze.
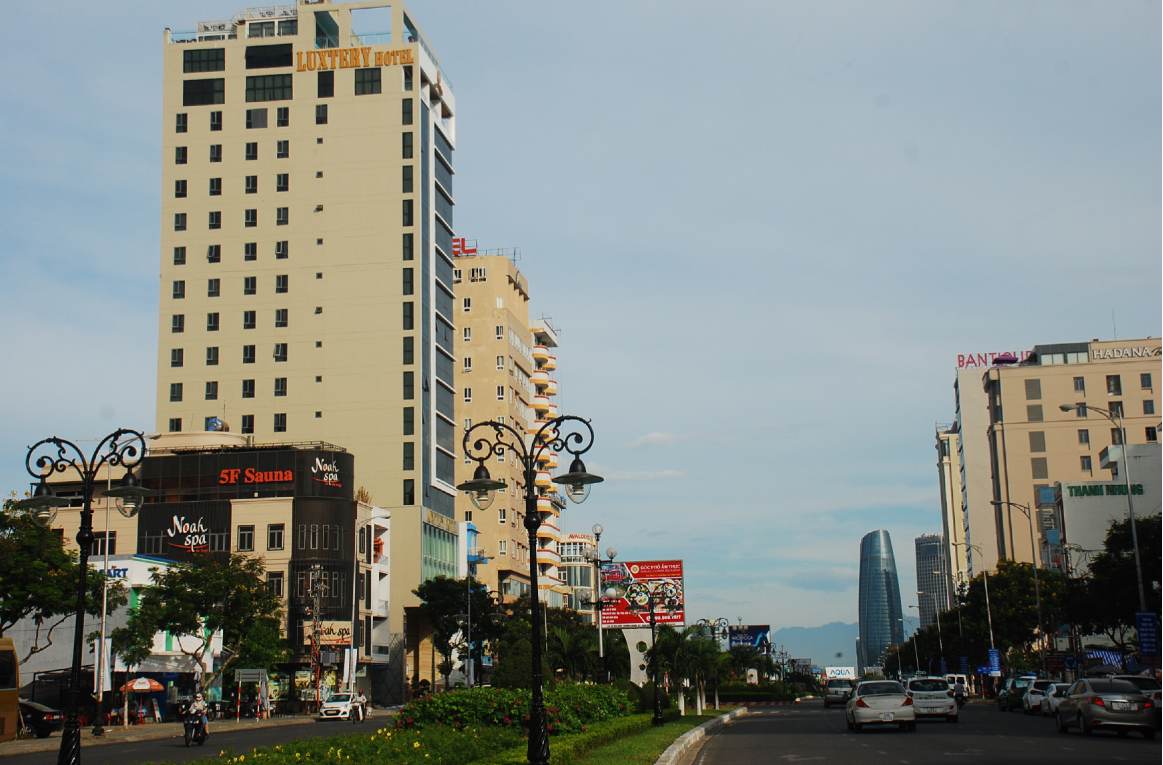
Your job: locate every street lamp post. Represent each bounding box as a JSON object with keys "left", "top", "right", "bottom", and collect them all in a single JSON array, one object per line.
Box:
[
  {"left": 1059, "top": 403, "right": 1147, "bottom": 612},
  {"left": 581, "top": 539, "right": 617, "bottom": 683},
  {"left": 631, "top": 582, "right": 680, "bottom": 727},
  {"left": 952, "top": 542, "right": 995, "bottom": 651},
  {"left": 991, "top": 500, "right": 1047, "bottom": 676},
  {"left": 16, "top": 430, "right": 155, "bottom": 765},
  {"left": 915, "top": 592, "right": 944, "bottom": 656},
  {"left": 899, "top": 617, "right": 921, "bottom": 675},
  {"left": 457, "top": 416, "right": 602, "bottom": 765}
]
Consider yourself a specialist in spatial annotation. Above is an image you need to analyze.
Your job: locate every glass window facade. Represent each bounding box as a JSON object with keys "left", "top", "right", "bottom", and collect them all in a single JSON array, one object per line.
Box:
[{"left": 857, "top": 530, "right": 904, "bottom": 673}]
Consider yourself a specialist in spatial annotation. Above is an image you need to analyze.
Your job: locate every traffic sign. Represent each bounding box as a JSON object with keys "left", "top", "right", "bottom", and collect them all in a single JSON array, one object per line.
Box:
[
  {"left": 1063, "top": 654, "right": 1077, "bottom": 671},
  {"left": 988, "top": 648, "right": 1001, "bottom": 677},
  {"left": 959, "top": 656, "right": 968, "bottom": 673}
]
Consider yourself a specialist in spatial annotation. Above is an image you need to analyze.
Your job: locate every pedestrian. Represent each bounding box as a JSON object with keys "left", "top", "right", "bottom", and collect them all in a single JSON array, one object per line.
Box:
[{"left": 355, "top": 689, "right": 368, "bottom": 723}]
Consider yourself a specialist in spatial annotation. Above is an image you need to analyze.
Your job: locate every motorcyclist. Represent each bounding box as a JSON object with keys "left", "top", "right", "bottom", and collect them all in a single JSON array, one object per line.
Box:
[
  {"left": 355, "top": 690, "right": 368, "bottom": 723},
  {"left": 953, "top": 679, "right": 966, "bottom": 706},
  {"left": 189, "top": 693, "right": 210, "bottom": 738}
]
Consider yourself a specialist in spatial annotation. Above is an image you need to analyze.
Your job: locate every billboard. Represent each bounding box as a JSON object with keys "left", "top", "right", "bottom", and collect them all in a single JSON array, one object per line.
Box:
[
  {"left": 728, "top": 625, "right": 772, "bottom": 653},
  {"left": 824, "top": 667, "right": 856, "bottom": 679},
  {"left": 598, "top": 560, "right": 684, "bottom": 628}
]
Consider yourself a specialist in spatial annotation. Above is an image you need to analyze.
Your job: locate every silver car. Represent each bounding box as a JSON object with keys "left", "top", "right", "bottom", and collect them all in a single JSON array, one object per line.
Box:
[
  {"left": 1022, "top": 679, "right": 1053, "bottom": 714},
  {"left": 1055, "top": 678, "right": 1156, "bottom": 739},
  {"left": 905, "top": 677, "right": 958, "bottom": 722},
  {"left": 845, "top": 680, "right": 917, "bottom": 732},
  {"left": 824, "top": 679, "right": 855, "bottom": 708}
]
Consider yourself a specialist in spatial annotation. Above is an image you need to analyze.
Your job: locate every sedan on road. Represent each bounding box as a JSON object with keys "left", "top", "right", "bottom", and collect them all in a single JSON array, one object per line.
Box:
[
  {"left": 905, "top": 677, "right": 958, "bottom": 722},
  {"left": 18, "top": 700, "right": 63, "bottom": 739},
  {"left": 1039, "top": 683, "right": 1069, "bottom": 717},
  {"left": 845, "top": 680, "right": 916, "bottom": 732},
  {"left": 823, "top": 679, "right": 854, "bottom": 708},
  {"left": 1055, "top": 678, "right": 1155, "bottom": 739},
  {"left": 1022, "top": 679, "right": 1053, "bottom": 714},
  {"left": 997, "top": 676, "right": 1035, "bottom": 712}
]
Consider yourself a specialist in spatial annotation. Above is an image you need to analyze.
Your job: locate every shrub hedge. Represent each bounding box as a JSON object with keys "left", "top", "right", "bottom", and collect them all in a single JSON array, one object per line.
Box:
[{"left": 393, "top": 685, "right": 633, "bottom": 734}]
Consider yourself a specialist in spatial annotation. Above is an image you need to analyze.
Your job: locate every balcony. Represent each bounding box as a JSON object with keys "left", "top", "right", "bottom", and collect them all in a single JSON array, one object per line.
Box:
[
  {"left": 543, "top": 355, "right": 557, "bottom": 371},
  {"left": 535, "top": 470, "right": 552, "bottom": 487},
  {"left": 532, "top": 395, "right": 550, "bottom": 414},
  {"left": 531, "top": 369, "right": 550, "bottom": 387},
  {"left": 546, "top": 403, "right": 558, "bottom": 419},
  {"left": 537, "top": 546, "right": 562, "bottom": 564},
  {"left": 532, "top": 345, "right": 549, "bottom": 361},
  {"left": 537, "top": 522, "right": 560, "bottom": 541},
  {"left": 544, "top": 379, "right": 558, "bottom": 396},
  {"left": 527, "top": 419, "right": 548, "bottom": 435}
]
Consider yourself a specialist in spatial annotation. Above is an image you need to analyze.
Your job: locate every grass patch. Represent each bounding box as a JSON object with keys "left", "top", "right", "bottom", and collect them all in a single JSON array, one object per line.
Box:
[{"left": 570, "top": 711, "right": 726, "bottom": 765}]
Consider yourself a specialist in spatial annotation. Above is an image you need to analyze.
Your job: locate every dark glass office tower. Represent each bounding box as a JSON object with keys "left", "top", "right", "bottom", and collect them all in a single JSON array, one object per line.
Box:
[{"left": 857, "top": 530, "right": 904, "bottom": 672}]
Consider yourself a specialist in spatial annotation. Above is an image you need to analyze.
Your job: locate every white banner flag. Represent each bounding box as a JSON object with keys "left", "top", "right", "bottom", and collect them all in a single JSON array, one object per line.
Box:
[{"left": 91, "top": 638, "right": 112, "bottom": 693}]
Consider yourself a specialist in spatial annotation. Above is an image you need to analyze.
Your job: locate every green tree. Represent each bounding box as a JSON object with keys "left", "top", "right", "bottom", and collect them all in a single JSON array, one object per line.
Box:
[
  {"left": 111, "top": 553, "right": 284, "bottom": 688},
  {"left": 546, "top": 625, "right": 597, "bottom": 681},
  {"left": 727, "top": 644, "right": 758, "bottom": 681},
  {"left": 0, "top": 494, "right": 127, "bottom": 663},
  {"left": 413, "top": 575, "right": 502, "bottom": 688},
  {"left": 492, "top": 638, "right": 533, "bottom": 689}
]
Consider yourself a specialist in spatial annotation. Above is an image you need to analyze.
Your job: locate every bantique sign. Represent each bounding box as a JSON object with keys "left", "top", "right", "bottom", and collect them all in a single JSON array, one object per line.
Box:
[
  {"left": 219, "top": 467, "right": 293, "bottom": 485},
  {"left": 304, "top": 620, "right": 352, "bottom": 647},
  {"left": 296, "top": 47, "right": 414, "bottom": 72},
  {"left": 957, "top": 351, "right": 1032, "bottom": 369}
]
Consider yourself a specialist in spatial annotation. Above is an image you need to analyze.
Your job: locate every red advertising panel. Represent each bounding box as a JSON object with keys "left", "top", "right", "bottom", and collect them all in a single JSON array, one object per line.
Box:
[{"left": 599, "top": 560, "right": 685, "bottom": 628}]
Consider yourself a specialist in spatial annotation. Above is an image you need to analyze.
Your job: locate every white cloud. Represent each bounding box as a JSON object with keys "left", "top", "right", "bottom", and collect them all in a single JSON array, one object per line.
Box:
[
  {"left": 627, "top": 432, "right": 693, "bottom": 448},
  {"left": 591, "top": 466, "right": 685, "bottom": 482}
]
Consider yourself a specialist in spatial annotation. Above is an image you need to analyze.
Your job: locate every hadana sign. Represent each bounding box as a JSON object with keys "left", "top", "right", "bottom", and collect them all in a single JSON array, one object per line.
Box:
[{"left": 598, "top": 560, "right": 684, "bottom": 628}]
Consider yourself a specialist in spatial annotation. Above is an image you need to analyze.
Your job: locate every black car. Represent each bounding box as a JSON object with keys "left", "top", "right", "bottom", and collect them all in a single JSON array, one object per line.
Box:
[{"left": 20, "top": 700, "right": 64, "bottom": 738}]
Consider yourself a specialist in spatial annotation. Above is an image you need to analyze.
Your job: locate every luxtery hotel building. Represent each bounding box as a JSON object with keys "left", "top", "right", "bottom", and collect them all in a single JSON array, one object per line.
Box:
[{"left": 157, "top": 0, "right": 459, "bottom": 656}]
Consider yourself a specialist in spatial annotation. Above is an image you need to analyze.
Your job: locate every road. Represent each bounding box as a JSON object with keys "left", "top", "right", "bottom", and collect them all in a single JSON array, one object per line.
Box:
[
  {"left": 0, "top": 719, "right": 370, "bottom": 765},
  {"left": 692, "top": 699, "right": 1160, "bottom": 764}
]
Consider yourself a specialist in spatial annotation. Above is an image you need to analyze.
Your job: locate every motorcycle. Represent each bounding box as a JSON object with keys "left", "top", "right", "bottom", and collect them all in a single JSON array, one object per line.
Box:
[
  {"left": 184, "top": 711, "right": 209, "bottom": 747},
  {"left": 954, "top": 692, "right": 966, "bottom": 708}
]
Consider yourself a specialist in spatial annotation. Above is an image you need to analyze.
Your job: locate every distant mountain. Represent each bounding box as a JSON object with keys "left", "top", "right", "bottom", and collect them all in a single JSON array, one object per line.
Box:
[{"left": 769, "top": 622, "right": 859, "bottom": 667}]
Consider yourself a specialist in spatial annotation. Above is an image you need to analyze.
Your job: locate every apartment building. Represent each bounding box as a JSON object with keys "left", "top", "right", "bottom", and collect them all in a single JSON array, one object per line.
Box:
[
  {"left": 155, "top": 1, "right": 459, "bottom": 663},
  {"left": 914, "top": 533, "right": 949, "bottom": 628},
  {"left": 951, "top": 368, "right": 997, "bottom": 576},
  {"left": 983, "top": 337, "right": 1162, "bottom": 566},
  {"left": 934, "top": 424, "right": 968, "bottom": 596},
  {"left": 558, "top": 533, "right": 597, "bottom": 622}
]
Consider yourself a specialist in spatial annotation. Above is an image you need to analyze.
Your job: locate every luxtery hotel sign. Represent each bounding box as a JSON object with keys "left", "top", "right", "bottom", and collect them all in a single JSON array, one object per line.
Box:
[{"left": 296, "top": 47, "right": 415, "bottom": 71}]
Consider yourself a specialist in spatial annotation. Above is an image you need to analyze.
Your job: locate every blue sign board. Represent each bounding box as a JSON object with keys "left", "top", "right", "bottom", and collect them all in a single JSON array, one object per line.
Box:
[
  {"left": 1136, "top": 612, "right": 1160, "bottom": 666},
  {"left": 959, "top": 656, "right": 968, "bottom": 673},
  {"left": 940, "top": 659, "right": 947, "bottom": 675},
  {"left": 988, "top": 648, "right": 1001, "bottom": 677},
  {"left": 976, "top": 666, "right": 990, "bottom": 675},
  {"left": 1063, "top": 655, "right": 1077, "bottom": 671}
]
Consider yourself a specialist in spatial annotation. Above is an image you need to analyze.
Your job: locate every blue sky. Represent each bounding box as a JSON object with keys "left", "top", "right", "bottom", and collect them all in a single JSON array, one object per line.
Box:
[{"left": 1, "top": 1, "right": 1159, "bottom": 638}]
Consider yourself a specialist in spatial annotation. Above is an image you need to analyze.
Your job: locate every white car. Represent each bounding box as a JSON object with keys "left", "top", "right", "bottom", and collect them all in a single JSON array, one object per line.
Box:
[
  {"left": 845, "top": 680, "right": 917, "bottom": 732},
  {"left": 905, "top": 677, "right": 958, "bottom": 722},
  {"left": 1039, "top": 683, "right": 1069, "bottom": 717},
  {"left": 318, "top": 693, "right": 355, "bottom": 721},
  {"left": 1022, "top": 679, "right": 1053, "bottom": 714}
]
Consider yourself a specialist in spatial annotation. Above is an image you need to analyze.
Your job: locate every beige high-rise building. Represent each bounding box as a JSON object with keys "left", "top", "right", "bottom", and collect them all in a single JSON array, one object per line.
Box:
[
  {"left": 155, "top": 0, "right": 460, "bottom": 665},
  {"left": 983, "top": 338, "right": 1162, "bottom": 566},
  {"left": 451, "top": 252, "right": 571, "bottom": 606},
  {"left": 952, "top": 367, "right": 998, "bottom": 576},
  {"left": 934, "top": 425, "right": 968, "bottom": 595}
]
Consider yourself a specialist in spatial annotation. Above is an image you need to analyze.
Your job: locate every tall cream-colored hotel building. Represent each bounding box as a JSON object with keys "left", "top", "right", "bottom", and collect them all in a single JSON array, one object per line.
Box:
[{"left": 157, "top": 0, "right": 458, "bottom": 646}]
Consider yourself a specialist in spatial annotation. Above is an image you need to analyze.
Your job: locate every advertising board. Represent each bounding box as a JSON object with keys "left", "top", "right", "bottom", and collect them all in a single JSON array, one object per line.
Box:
[
  {"left": 728, "top": 625, "right": 772, "bottom": 653},
  {"left": 824, "top": 667, "right": 856, "bottom": 679},
  {"left": 303, "top": 621, "right": 352, "bottom": 647},
  {"left": 598, "top": 560, "right": 684, "bottom": 628}
]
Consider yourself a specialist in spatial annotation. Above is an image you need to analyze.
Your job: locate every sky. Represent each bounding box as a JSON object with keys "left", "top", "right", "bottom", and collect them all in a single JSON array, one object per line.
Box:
[{"left": 1, "top": 1, "right": 1159, "bottom": 642}]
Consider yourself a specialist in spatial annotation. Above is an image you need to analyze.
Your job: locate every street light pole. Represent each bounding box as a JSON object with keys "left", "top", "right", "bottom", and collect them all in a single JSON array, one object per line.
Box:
[
  {"left": 899, "top": 617, "right": 921, "bottom": 675},
  {"left": 992, "top": 500, "right": 1047, "bottom": 676},
  {"left": 916, "top": 592, "right": 944, "bottom": 657},
  {"left": 634, "top": 583, "right": 679, "bottom": 727},
  {"left": 457, "top": 416, "right": 602, "bottom": 765},
  {"left": 16, "top": 430, "right": 154, "bottom": 765}
]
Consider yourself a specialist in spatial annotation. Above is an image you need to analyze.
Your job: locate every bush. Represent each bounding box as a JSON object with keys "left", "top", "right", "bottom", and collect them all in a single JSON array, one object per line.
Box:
[
  {"left": 612, "top": 679, "right": 640, "bottom": 708},
  {"left": 394, "top": 684, "right": 633, "bottom": 735},
  {"left": 636, "top": 682, "right": 672, "bottom": 713},
  {"left": 475, "top": 712, "right": 681, "bottom": 765}
]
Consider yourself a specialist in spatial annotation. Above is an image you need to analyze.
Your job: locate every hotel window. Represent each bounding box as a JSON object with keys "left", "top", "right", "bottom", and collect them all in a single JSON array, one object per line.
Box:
[
  {"left": 403, "top": 442, "right": 414, "bottom": 470},
  {"left": 402, "top": 132, "right": 413, "bottom": 159},
  {"left": 315, "top": 104, "right": 328, "bottom": 125},
  {"left": 498, "top": 540, "right": 507, "bottom": 556},
  {"left": 317, "top": 70, "right": 334, "bottom": 98},
  {"left": 276, "top": 241, "right": 289, "bottom": 259},
  {"left": 173, "top": 281, "right": 186, "bottom": 299},
  {"left": 237, "top": 525, "right": 255, "bottom": 552},
  {"left": 1077, "top": 429, "right": 1089, "bottom": 446},
  {"left": 498, "top": 508, "right": 507, "bottom": 523},
  {"left": 1109, "top": 401, "right": 1124, "bottom": 418},
  {"left": 1145, "top": 400, "right": 1156, "bottom": 415},
  {"left": 1111, "top": 427, "right": 1125, "bottom": 445},
  {"left": 1146, "top": 427, "right": 1159, "bottom": 443},
  {"left": 273, "top": 343, "right": 287, "bottom": 362},
  {"left": 402, "top": 268, "right": 413, "bottom": 296},
  {"left": 404, "top": 65, "right": 413, "bottom": 90},
  {"left": 403, "top": 407, "right": 414, "bottom": 435},
  {"left": 207, "top": 244, "right": 221, "bottom": 263},
  {"left": 168, "top": 418, "right": 182, "bottom": 433},
  {"left": 171, "top": 348, "right": 184, "bottom": 368},
  {"left": 174, "top": 247, "right": 186, "bottom": 265},
  {"left": 207, "top": 279, "right": 220, "bottom": 298},
  {"left": 463, "top": 327, "right": 472, "bottom": 342},
  {"left": 275, "top": 308, "right": 288, "bottom": 328},
  {"left": 206, "top": 347, "right": 219, "bottom": 366},
  {"left": 242, "top": 379, "right": 255, "bottom": 398},
  {"left": 403, "top": 371, "right": 414, "bottom": 400},
  {"left": 243, "top": 311, "right": 256, "bottom": 329},
  {"left": 174, "top": 213, "right": 187, "bottom": 231},
  {"left": 175, "top": 146, "right": 187, "bottom": 164},
  {"left": 267, "top": 571, "right": 284, "bottom": 598},
  {"left": 403, "top": 479, "right": 415, "bottom": 506},
  {"left": 93, "top": 531, "right": 116, "bottom": 557},
  {"left": 205, "top": 381, "right": 218, "bottom": 400},
  {"left": 402, "top": 199, "right": 413, "bottom": 226},
  {"left": 1024, "top": 379, "right": 1041, "bottom": 400},
  {"left": 1074, "top": 403, "right": 1087, "bottom": 418},
  {"left": 403, "top": 336, "right": 414, "bottom": 364},
  {"left": 277, "top": 140, "right": 289, "bottom": 158},
  {"left": 1030, "top": 457, "right": 1048, "bottom": 480},
  {"left": 206, "top": 313, "right": 219, "bottom": 331},
  {"left": 402, "top": 165, "right": 413, "bottom": 193},
  {"left": 1080, "top": 455, "right": 1092, "bottom": 474},
  {"left": 277, "top": 207, "right": 289, "bottom": 226},
  {"left": 354, "top": 67, "right": 381, "bottom": 95},
  {"left": 245, "top": 209, "right": 257, "bottom": 227},
  {"left": 463, "top": 297, "right": 471, "bottom": 313},
  {"left": 497, "top": 446, "right": 505, "bottom": 463},
  {"left": 176, "top": 113, "right": 187, "bottom": 133},
  {"left": 402, "top": 98, "right": 413, "bottom": 125},
  {"left": 245, "top": 176, "right": 258, "bottom": 194},
  {"left": 1026, "top": 405, "right": 1043, "bottom": 422},
  {"left": 268, "top": 523, "right": 285, "bottom": 551},
  {"left": 496, "top": 325, "right": 504, "bottom": 340},
  {"left": 244, "top": 277, "right": 257, "bottom": 295},
  {"left": 463, "top": 357, "right": 472, "bottom": 373},
  {"left": 182, "top": 47, "right": 225, "bottom": 73},
  {"left": 246, "top": 74, "right": 293, "bottom": 102},
  {"left": 209, "top": 178, "right": 222, "bottom": 196},
  {"left": 277, "top": 107, "right": 289, "bottom": 127},
  {"left": 210, "top": 144, "right": 222, "bottom": 162},
  {"left": 1107, "top": 375, "right": 1122, "bottom": 395},
  {"left": 169, "top": 383, "right": 183, "bottom": 402},
  {"left": 463, "top": 387, "right": 472, "bottom": 403},
  {"left": 243, "top": 242, "right": 257, "bottom": 261},
  {"left": 208, "top": 211, "right": 221, "bottom": 230},
  {"left": 245, "top": 108, "right": 267, "bottom": 129},
  {"left": 276, "top": 275, "right": 288, "bottom": 293},
  {"left": 241, "top": 414, "right": 254, "bottom": 434},
  {"left": 274, "top": 413, "right": 287, "bottom": 433},
  {"left": 403, "top": 302, "right": 414, "bottom": 330},
  {"left": 245, "top": 142, "right": 258, "bottom": 161},
  {"left": 243, "top": 345, "right": 256, "bottom": 364},
  {"left": 172, "top": 314, "right": 185, "bottom": 333},
  {"left": 496, "top": 355, "right": 505, "bottom": 371},
  {"left": 274, "top": 377, "right": 287, "bottom": 397},
  {"left": 1074, "top": 376, "right": 1085, "bottom": 393},
  {"left": 175, "top": 180, "right": 187, "bottom": 198},
  {"left": 276, "top": 174, "right": 289, "bottom": 192},
  {"left": 210, "top": 111, "right": 223, "bottom": 130},
  {"left": 1142, "top": 373, "right": 1154, "bottom": 389},
  {"left": 402, "top": 233, "right": 413, "bottom": 260}
]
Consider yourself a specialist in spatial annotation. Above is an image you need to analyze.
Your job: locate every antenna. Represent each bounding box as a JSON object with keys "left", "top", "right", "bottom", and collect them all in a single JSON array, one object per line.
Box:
[{"left": 1111, "top": 311, "right": 1117, "bottom": 340}]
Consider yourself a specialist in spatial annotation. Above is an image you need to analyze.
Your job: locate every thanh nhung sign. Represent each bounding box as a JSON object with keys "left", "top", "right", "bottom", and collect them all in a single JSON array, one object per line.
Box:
[{"left": 598, "top": 560, "right": 684, "bottom": 628}]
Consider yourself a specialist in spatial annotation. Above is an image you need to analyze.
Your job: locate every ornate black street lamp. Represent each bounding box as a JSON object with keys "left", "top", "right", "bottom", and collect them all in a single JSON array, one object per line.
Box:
[
  {"left": 629, "top": 581, "right": 680, "bottom": 727},
  {"left": 457, "top": 416, "right": 602, "bottom": 765},
  {"left": 580, "top": 532, "right": 618, "bottom": 683},
  {"left": 16, "top": 430, "right": 155, "bottom": 765},
  {"left": 694, "top": 618, "right": 729, "bottom": 643}
]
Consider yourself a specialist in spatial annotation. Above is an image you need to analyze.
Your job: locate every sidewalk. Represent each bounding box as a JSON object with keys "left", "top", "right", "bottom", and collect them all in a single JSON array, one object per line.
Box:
[{"left": 1, "top": 715, "right": 320, "bottom": 756}]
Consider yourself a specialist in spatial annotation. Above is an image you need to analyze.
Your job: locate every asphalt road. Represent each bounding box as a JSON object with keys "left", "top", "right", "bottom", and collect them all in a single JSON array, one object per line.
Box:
[
  {"left": 0, "top": 719, "right": 373, "bottom": 765},
  {"left": 692, "top": 700, "right": 1161, "bottom": 765}
]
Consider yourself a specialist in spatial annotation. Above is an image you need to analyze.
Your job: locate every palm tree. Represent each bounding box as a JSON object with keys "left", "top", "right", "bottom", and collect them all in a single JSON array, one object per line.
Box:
[
  {"left": 546, "top": 626, "right": 597, "bottom": 681},
  {"left": 728, "top": 645, "right": 758, "bottom": 682}
]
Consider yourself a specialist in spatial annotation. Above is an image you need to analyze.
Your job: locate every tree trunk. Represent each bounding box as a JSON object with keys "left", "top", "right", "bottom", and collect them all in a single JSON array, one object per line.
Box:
[
  {"left": 714, "top": 685, "right": 720, "bottom": 710},
  {"left": 696, "top": 682, "right": 704, "bottom": 715},
  {"left": 678, "top": 686, "right": 685, "bottom": 716}
]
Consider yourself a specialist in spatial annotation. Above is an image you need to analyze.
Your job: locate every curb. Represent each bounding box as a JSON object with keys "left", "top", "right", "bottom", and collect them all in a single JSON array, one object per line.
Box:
[{"left": 654, "top": 707, "right": 749, "bottom": 765}]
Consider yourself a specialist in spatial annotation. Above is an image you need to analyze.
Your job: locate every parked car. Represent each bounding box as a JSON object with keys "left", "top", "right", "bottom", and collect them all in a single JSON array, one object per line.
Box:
[
  {"left": 1022, "top": 679, "right": 1054, "bottom": 714},
  {"left": 19, "top": 700, "right": 64, "bottom": 738},
  {"left": 1055, "top": 678, "right": 1155, "bottom": 739},
  {"left": 1039, "top": 683, "right": 1070, "bottom": 717},
  {"left": 317, "top": 693, "right": 355, "bottom": 721},
  {"left": 905, "top": 677, "right": 958, "bottom": 722},
  {"left": 845, "top": 680, "right": 916, "bottom": 732},
  {"left": 997, "top": 676, "right": 1035, "bottom": 712},
  {"left": 824, "top": 679, "right": 855, "bottom": 708},
  {"left": 1112, "top": 675, "right": 1161, "bottom": 729}
]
